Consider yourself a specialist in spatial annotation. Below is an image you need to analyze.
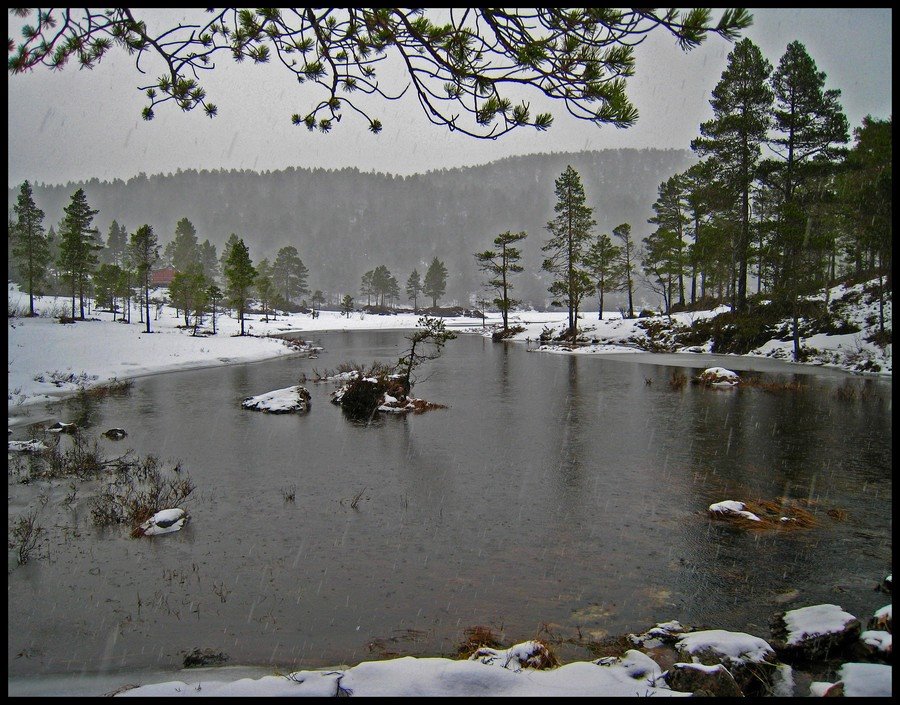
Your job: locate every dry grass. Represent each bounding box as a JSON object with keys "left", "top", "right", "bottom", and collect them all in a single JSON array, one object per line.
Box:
[
  {"left": 710, "top": 497, "right": 819, "bottom": 532},
  {"left": 8, "top": 510, "right": 45, "bottom": 565},
  {"left": 89, "top": 455, "right": 195, "bottom": 535},
  {"left": 739, "top": 377, "right": 807, "bottom": 393},
  {"left": 456, "top": 625, "right": 504, "bottom": 659},
  {"left": 79, "top": 377, "right": 134, "bottom": 399},
  {"left": 584, "top": 634, "right": 635, "bottom": 659}
]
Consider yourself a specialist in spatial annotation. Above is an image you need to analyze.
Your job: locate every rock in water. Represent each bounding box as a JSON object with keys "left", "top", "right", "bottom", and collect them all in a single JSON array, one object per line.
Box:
[
  {"left": 242, "top": 385, "right": 311, "bottom": 413},
  {"left": 133, "top": 508, "right": 188, "bottom": 537}
]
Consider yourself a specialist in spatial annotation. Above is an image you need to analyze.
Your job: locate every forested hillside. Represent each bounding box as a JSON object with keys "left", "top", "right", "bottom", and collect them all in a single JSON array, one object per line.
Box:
[{"left": 9, "top": 149, "right": 694, "bottom": 307}]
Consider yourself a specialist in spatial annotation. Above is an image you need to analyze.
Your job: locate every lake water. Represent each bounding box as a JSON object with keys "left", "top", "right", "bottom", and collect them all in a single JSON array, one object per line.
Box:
[{"left": 7, "top": 330, "right": 892, "bottom": 678}]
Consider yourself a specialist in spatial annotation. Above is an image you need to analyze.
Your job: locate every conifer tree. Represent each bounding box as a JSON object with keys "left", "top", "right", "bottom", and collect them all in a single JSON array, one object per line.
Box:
[
  {"left": 224, "top": 238, "right": 256, "bottom": 335},
  {"left": 170, "top": 261, "right": 209, "bottom": 331},
  {"left": 371, "top": 265, "right": 394, "bottom": 307},
  {"left": 541, "top": 166, "right": 595, "bottom": 339},
  {"left": 474, "top": 230, "right": 527, "bottom": 331},
  {"left": 648, "top": 174, "right": 690, "bottom": 307},
  {"left": 272, "top": 245, "right": 310, "bottom": 305},
  {"left": 10, "top": 9, "right": 751, "bottom": 139},
  {"left": 11, "top": 180, "right": 51, "bottom": 316},
  {"left": 207, "top": 283, "right": 223, "bottom": 334},
  {"left": 613, "top": 223, "right": 637, "bottom": 318},
  {"left": 406, "top": 269, "right": 422, "bottom": 311},
  {"left": 765, "top": 41, "right": 849, "bottom": 361},
  {"left": 93, "top": 263, "right": 124, "bottom": 318},
  {"left": 129, "top": 224, "right": 159, "bottom": 333},
  {"left": 57, "top": 188, "right": 101, "bottom": 319},
  {"left": 255, "top": 260, "right": 276, "bottom": 322},
  {"left": 360, "top": 270, "right": 375, "bottom": 307},
  {"left": 691, "top": 37, "right": 773, "bottom": 312},
  {"left": 396, "top": 316, "right": 457, "bottom": 396},
  {"left": 641, "top": 228, "right": 684, "bottom": 315},
  {"left": 423, "top": 258, "right": 448, "bottom": 308},
  {"left": 171, "top": 217, "right": 200, "bottom": 272},
  {"left": 199, "top": 239, "right": 220, "bottom": 284},
  {"left": 340, "top": 294, "right": 354, "bottom": 318},
  {"left": 101, "top": 220, "right": 128, "bottom": 267},
  {"left": 584, "top": 232, "right": 621, "bottom": 320}
]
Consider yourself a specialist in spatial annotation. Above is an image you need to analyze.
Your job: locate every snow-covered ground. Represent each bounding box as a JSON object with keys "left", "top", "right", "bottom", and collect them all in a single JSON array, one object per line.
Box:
[{"left": 8, "top": 278, "right": 891, "bottom": 420}]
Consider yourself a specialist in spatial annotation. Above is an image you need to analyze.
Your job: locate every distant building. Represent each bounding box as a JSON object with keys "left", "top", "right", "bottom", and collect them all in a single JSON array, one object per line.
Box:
[{"left": 150, "top": 266, "right": 176, "bottom": 287}]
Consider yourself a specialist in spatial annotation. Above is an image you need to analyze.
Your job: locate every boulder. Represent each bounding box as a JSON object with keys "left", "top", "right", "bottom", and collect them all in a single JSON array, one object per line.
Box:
[
  {"left": 469, "top": 640, "right": 558, "bottom": 671},
  {"left": 675, "top": 629, "right": 779, "bottom": 696},
  {"left": 708, "top": 500, "right": 762, "bottom": 522},
  {"left": 848, "top": 630, "right": 891, "bottom": 660},
  {"left": 48, "top": 421, "right": 77, "bottom": 433},
  {"left": 8, "top": 439, "right": 48, "bottom": 452},
  {"left": 242, "top": 385, "right": 311, "bottom": 413},
  {"left": 697, "top": 367, "right": 740, "bottom": 386},
  {"left": 132, "top": 508, "right": 188, "bottom": 537},
  {"left": 771, "top": 604, "right": 861, "bottom": 663},
  {"left": 811, "top": 662, "right": 893, "bottom": 697},
  {"left": 664, "top": 661, "right": 743, "bottom": 697},
  {"left": 868, "top": 604, "right": 891, "bottom": 633}
]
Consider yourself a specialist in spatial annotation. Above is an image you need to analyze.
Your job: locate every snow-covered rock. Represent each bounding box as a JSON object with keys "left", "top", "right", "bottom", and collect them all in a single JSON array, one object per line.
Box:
[
  {"left": 674, "top": 629, "right": 779, "bottom": 696},
  {"left": 857, "top": 630, "right": 892, "bottom": 658},
  {"left": 869, "top": 604, "right": 891, "bottom": 632},
  {"left": 708, "top": 500, "right": 761, "bottom": 522},
  {"left": 771, "top": 604, "right": 861, "bottom": 661},
  {"left": 8, "top": 439, "right": 48, "bottom": 452},
  {"left": 697, "top": 367, "right": 740, "bottom": 386},
  {"left": 665, "top": 661, "right": 743, "bottom": 697},
  {"left": 468, "top": 640, "right": 557, "bottom": 671},
  {"left": 241, "top": 385, "right": 311, "bottom": 413},
  {"left": 47, "top": 421, "right": 77, "bottom": 433},
  {"left": 133, "top": 508, "right": 188, "bottom": 537},
  {"left": 810, "top": 662, "right": 893, "bottom": 697},
  {"left": 628, "top": 620, "right": 688, "bottom": 648}
]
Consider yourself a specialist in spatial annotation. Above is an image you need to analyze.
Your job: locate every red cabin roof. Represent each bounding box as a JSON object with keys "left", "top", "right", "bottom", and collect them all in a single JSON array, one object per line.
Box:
[{"left": 150, "top": 266, "right": 176, "bottom": 287}]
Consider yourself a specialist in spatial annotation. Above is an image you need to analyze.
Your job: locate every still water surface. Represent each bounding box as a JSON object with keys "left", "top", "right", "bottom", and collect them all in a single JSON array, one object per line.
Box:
[{"left": 7, "top": 331, "right": 892, "bottom": 677}]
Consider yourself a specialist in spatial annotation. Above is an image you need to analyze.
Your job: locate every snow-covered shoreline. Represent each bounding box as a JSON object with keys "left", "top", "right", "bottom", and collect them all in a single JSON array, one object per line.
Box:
[{"left": 8, "top": 279, "right": 891, "bottom": 422}]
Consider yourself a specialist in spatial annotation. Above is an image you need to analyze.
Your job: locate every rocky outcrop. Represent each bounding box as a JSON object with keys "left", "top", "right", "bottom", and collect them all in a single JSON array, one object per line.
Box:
[
  {"left": 674, "top": 629, "right": 780, "bottom": 697},
  {"left": 664, "top": 661, "right": 743, "bottom": 697},
  {"left": 696, "top": 367, "right": 740, "bottom": 386},
  {"left": 242, "top": 385, "right": 311, "bottom": 413},
  {"left": 771, "top": 604, "right": 862, "bottom": 663}
]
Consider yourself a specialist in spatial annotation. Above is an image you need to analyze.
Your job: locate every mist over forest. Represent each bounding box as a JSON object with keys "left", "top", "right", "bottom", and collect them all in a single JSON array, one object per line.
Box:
[{"left": 9, "top": 148, "right": 694, "bottom": 309}]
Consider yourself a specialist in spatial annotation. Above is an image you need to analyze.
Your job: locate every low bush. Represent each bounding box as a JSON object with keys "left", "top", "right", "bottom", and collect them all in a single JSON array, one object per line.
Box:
[{"left": 8, "top": 510, "right": 45, "bottom": 565}]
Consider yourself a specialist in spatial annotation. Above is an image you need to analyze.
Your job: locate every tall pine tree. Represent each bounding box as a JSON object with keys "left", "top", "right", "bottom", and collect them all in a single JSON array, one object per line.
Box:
[
  {"left": 406, "top": 269, "right": 422, "bottom": 311},
  {"left": 224, "top": 238, "right": 256, "bottom": 335},
  {"left": 474, "top": 230, "right": 527, "bottom": 331},
  {"left": 57, "top": 188, "right": 101, "bottom": 319},
  {"left": 11, "top": 180, "right": 51, "bottom": 316},
  {"left": 129, "top": 224, "right": 159, "bottom": 333},
  {"left": 584, "top": 232, "right": 621, "bottom": 320},
  {"left": 766, "top": 41, "right": 849, "bottom": 360},
  {"left": 272, "top": 245, "right": 309, "bottom": 305},
  {"left": 691, "top": 38, "right": 773, "bottom": 313},
  {"left": 542, "top": 166, "right": 595, "bottom": 339},
  {"left": 423, "top": 257, "right": 448, "bottom": 308}
]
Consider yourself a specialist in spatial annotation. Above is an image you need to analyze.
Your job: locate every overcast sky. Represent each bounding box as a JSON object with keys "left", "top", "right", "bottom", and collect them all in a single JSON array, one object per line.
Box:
[{"left": 7, "top": 8, "right": 892, "bottom": 189}]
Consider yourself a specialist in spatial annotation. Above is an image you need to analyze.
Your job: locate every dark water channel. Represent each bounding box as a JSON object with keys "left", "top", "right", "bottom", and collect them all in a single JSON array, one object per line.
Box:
[{"left": 8, "top": 331, "right": 892, "bottom": 678}]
